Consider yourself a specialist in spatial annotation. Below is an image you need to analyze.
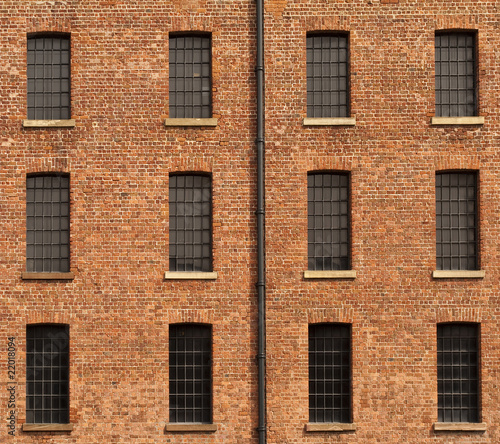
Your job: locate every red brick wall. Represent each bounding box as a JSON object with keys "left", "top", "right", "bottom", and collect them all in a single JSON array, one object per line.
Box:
[
  {"left": 0, "top": 0, "right": 499, "bottom": 443},
  {"left": 265, "top": 1, "right": 500, "bottom": 443}
]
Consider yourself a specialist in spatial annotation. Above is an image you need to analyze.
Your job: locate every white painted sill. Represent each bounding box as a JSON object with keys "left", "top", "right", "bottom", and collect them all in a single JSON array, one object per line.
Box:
[
  {"left": 22, "top": 272, "right": 75, "bottom": 280},
  {"left": 304, "top": 270, "right": 356, "bottom": 279},
  {"left": 165, "top": 423, "right": 217, "bottom": 432},
  {"left": 164, "top": 118, "right": 217, "bottom": 127},
  {"left": 433, "top": 422, "right": 486, "bottom": 432},
  {"left": 305, "top": 423, "right": 356, "bottom": 432},
  {"left": 431, "top": 116, "right": 484, "bottom": 125},
  {"left": 432, "top": 270, "right": 485, "bottom": 279},
  {"left": 303, "top": 117, "right": 356, "bottom": 126},
  {"left": 22, "top": 119, "right": 75, "bottom": 128},
  {"left": 23, "top": 423, "right": 74, "bottom": 432},
  {"left": 164, "top": 271, "right": 218, "bottom": 280}
]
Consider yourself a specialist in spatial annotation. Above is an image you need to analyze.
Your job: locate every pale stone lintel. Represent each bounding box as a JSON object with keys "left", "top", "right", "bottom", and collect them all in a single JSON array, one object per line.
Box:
[
  {"left": 433, "top": 422, "right": 487, "bottom": 432},
  {"left": 303, "top": 117, "right": 356, "bottom": 126},
  {"left": 164, "top": 118, "right": 218, "bottom": 127},
  {"left": 164, "top": 271, "right": 218, "bottom": 280},
  {"left": 22, "top": 119, "right": 76, "bottom": 128},
  {"left": 304, "top": 270, "right": 356, "bottom": 279},
  {"left": 23, "top": 423, "right": 74, "bottom": 432},
  {"left": 22, "top": 272, "right": 75, "bottom": 280},
  {"left": 305, "top": 423, "right": 357, "bottom": 432},
  {"left": 431, "top": 116, "right": 484, "bottom": 125},
  {"left": 432, "top": 270, "right": 485, "bottom": 279},
  {"left": 165, "top": 423, "right": 218, "bottom": 432}
]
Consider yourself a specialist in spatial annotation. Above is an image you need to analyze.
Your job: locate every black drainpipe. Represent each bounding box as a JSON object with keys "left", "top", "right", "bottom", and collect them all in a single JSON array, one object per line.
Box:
[{"left": 255, "top": 0, "right": 266, "bottom": 440}]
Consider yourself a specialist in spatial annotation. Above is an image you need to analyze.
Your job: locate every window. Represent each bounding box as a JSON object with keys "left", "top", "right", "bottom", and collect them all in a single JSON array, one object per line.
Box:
[
  {"left": 435, "top": 32, "right": 477, "bottom": 117},
  {"left": 309, "top": 324, "right": 351, "bottom": 423},
  {"left": 307, "top": 33, "right": 349, "bottom": 118},
  {"left": 27, "top": 35, "right": 71, "bottom": 120},
  {"left": 436, "top": 172, "right": 477, "bottom": 270},
  {"left": 169, "top": 324, "right": 212, "bottom": 423},
  {"left": 169, "top": 34, "right": 212, "bottom": 118},
  {"left": 26, "top": 174, "right": 70, "bottom": 273},
  {"left": 308, "top": 172, "right": 350, "bottom": 271},
  {"left": 169, "top": 174, "right": 212, "bottom": 272},
  {"left": 26, "top": 325, "right": 69, "bottom": 424},
  {"left": 437, "top": 323, "right": 479, "bottom": 423}
]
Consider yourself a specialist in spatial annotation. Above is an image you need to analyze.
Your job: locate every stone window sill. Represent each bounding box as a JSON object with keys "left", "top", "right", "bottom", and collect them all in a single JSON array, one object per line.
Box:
[
  {"left": 303, "top": 117, "right": 356, "bottom": 126},
  {"left": 22, "top": 119, "right": 76, "bottom": 128},
  {"left": 164, "top": 118, "right": 217, "bottom": 127},
  {"left": 304, "top": 270, "right": 356, "bottom": 279},
  {"left": 433, "top": 422, "right": 487, "bottom": 432},
  {"left": 431, "top": 116, "right": 484, "bottom": 125},
  {"left": 23, "top": 423, "right": 73, "bottom": 432},
  {"left": 305, "top": 423, "right": 356, "bottom": 432},
  {"left": 164, "top": 271, "right": 218, "bottom": 280},
  {"left": 432, "top": 270, "right": 485, "bottom": 279},
  {"left": 165, "top": 423, "right": 217, "bottom": 432},
  {"left": 22, "top": 272, "right": 75, "bottom": 280}
]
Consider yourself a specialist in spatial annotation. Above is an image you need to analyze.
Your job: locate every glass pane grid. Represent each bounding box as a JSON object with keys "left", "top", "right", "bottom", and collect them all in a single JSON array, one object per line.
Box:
[
  {"left": 26, "top": 325, "right": 69, "bottom": 424},
  {"left": 26, "top": 174, "right": 70, "bottom": 273},
  {"left": 169, "top": 325, "right": 212, "bottom": 423},
  {"left": 307, "top": 34, "right": 348, "bottom": 118},
  {"left": 169, "top": 35, "right": 211, "bottom": 118},
  {"left": 437, "top": 324, "right": 479, "bottom": 423},
  {"left": 309, "top": 324, "right": 351, "bottom": 423},
  {"left": 436, "top": 172, "right": 477, "bottom": 270},
  {"left": 27, "top": 36, "right": 70, "bottom": 120},
  {"left": 169, "top": 175, "right": 212, "bottom": 272},
  {"left": 308, "top": 173, "right": 350, "bottom": 270},
  {"left": 435, "top": 32, "right": 476, "bottom": 117}
]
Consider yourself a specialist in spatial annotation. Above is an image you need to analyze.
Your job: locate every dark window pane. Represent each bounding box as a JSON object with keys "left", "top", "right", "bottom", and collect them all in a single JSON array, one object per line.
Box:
[
  {"left": 306, "top": 33, "right": 349, "bottom": 118},
  {"left": 169, "top": 35, "right": 212, "bottom": 118},
  {"left": 169, "top": 174, "right": 212, "bottom": 272},
  {"left": 435, "top": 32, "right": 476, "bottom": 116},
  {"left": 26, "top": 174, "right": 70, "bottom": 273},
  {"left": 169, "top": 325, "right": 212, "bottom": 423},
  {"left": 437, "top": 324, "right": 479, "bottom": 423},
  {"left": 27, "top": 36, "right": 71, "bottom": 120},
  {"left": 26, "top": 325, "right": 69, "bottom": 424},
  {"left": 436, "top": 172, "right": 477, "bottom": 270},
  {"left": 309, "top": 324, "right": 351, "bottom": 423},
  {"left": 308, "top": 173, "right": 350, "bottom": 270}
]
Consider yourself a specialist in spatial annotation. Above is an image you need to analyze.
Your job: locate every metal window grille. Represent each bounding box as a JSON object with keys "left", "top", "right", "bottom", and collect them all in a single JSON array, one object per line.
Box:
[
  {"left": 436, "top": 172, "right": 477, "bottom": 270},
  {"left": 307, "top": 33, "right": 349, "bottom": 118},
  {"left": 308, "top": 172, "right": 350, "bottom": 270},
  {"left": 309, "top": 324, "right": 351, "bottom": 423},
  {"left": 27, "top": 35, "right": 71, "bottom": 120},
  {"left": 437, "top": 324, "right": 479, "bottom": 423},
  {"left": 169, "top": 174, "right": 212, "bottom": 272},
  {"left": 26, "top": 325, "right": 70, "bottom": 424},
  {"left": 435, "top": 32, "right": 477, "bottom": 117},
  {"left": 169, "top": 34, "right": 212, "bottom": 118},
  {"left": 26, "top": 174, "right": 70, "bottom": 273},
  {"left": 169, "top": 324, "right": 212, "bottom": 423}
]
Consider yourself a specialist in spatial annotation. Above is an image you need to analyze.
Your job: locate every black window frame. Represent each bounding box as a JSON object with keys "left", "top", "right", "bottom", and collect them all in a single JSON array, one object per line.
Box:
[
  {"left": 436, "top": 171, "right": 478, "bottom": 271},
  {"left": 169, "top": 324, "right": 213, "bottom": 424},
  {"left": 306, "top": 32, "right": 350, "bottom": 118},
  {"left": 307, "top": 171, "right": 351, "bottom": 271},
  {"left": 435, "top": 31, "right": 478, "bottom": 117},
  {"left": 309, "top": 323, "right": 352, "bottom": 424},
  {"left": 26, "top": 324, "right": 70, "bottom": 425},
  {"left": 437, "top": 323, "right": 480, "bottom": 423},
  {"left": 169, "top": 173, "right": 213, "bottom": 272},
  {"left": 169, "top": 33, "right": 212, "bottom": 119},
  {"left": 26, "top": 173, "right": 70, "bottom": 273},
  {"left": 27, "top": 34, "right": 71, "bottom": 120}
]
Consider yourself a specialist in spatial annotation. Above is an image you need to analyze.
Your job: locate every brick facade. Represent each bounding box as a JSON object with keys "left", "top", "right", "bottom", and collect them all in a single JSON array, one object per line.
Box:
[{"left": 0, "top": 0, "right": 499, "bottom": 443}]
